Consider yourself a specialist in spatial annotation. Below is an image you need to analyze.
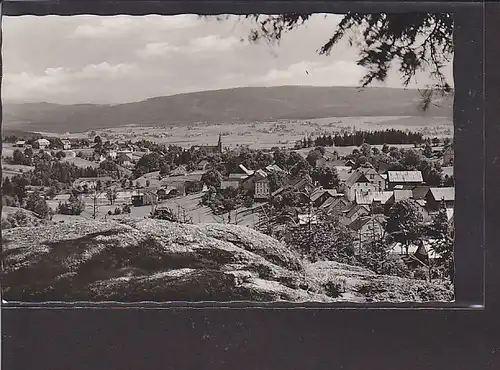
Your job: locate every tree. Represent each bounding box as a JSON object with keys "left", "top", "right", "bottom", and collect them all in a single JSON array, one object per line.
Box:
[
  {"left": 426, "top": 200, "right": 454, "bottom": 282},
  {"left": 12, "top": 149, "right": 29, "bottom": 165},
  {"left": 57, "top": 194, "right": 85, "bottom": 215},
  {"left": 89, "top": 181, "right": 105, "bottom": 219},
  {"left": 311, "top": 167, "right": 340, "bottom": 189},
  {"left": 382, "top": 144, "right": 390, "bottom": 154},
  {"left": 106, "top": 188, "right": 118, "bottom": 205},
  {"left": 385, "top": 199, "right": 425, "bottom": 255},
  {"left": 423, "top": 143, "right": 433, "bottom": 158},
  {"left": 201, "top": 169, "right": 222, "bottom": 188},
  {"left": 245, "top": 13, "right": 453, "bottom": 106},
  {"left": 400, "top": 149, "right": 422, "bottom": 170},
  {"left": 25, "top": 191, "right": 52, "bottom": 219},
  {"left": 306, "top": 149, "right": 322, "bottom": 167},
  {"left": 2, "top": 177, "right": 13, "bottom": 196},
  {"left": 360, "top": 143, "right": 372, "bottom": 158}
]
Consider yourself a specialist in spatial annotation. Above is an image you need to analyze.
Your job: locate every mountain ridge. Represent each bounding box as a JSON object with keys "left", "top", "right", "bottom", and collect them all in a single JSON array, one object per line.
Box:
[{"left": 2, "top": 85, "right": 453, "bottom": 133}]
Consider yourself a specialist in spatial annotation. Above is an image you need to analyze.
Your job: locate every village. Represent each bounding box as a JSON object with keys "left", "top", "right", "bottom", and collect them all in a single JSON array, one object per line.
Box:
[{"left": 2, "top": 127, "right": 455, "bottom": 281}]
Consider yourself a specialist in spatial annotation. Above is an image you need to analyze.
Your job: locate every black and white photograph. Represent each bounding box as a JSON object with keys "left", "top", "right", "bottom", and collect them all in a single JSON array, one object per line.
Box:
[{"left": 1, "top": 13, "right": 456, "bottom": 303}]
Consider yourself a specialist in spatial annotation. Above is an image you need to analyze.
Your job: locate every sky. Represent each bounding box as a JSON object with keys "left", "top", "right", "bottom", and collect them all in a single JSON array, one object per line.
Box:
[{"left": 2, "top": 14, "right": 453, "bottom": 105}]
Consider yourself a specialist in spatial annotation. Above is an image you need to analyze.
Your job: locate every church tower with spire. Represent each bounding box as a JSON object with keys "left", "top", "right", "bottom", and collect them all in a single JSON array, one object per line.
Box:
[{"left": 217, "top": 133, "right": 222, "bottom": 153}]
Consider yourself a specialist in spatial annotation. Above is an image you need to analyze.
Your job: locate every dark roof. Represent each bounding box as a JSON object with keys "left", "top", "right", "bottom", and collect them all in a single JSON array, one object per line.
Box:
[
  {"left": 345, "top": 204, "right": 370, "bottom": 219},
  {"left": 348, "top": 215, "right": 383, "bottom": 232},
  {"left": 345, "top": 171, "right": 370, "bottom": 187},
  {"left": 412, "top": 186, "right": 431, "bottom": 200}
]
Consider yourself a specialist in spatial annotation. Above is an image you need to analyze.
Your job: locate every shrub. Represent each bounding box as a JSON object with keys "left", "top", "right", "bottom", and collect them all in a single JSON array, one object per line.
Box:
[
  {"left": 414, "top": 267, "right": 429, "bottom": 281},
  {"left": 114, "top": 207, "right": 122, "bottom": 215},
  {"left": 57, "top": 194, "right": 85, "bottom": 215},
  {"left": 323, "top": 279, "right": 346, "bottom": 298},
  {"left": 150, "top": 208, "right": 180, "bottom": 222},
  {"left": 1, "top": 210, "right": 41, "bottom": 229},
  {"left": 25, "top": 191, "right": 52, "bottom": 219},
  {"left": 122, "top": 204, "right": 131, "bottom": 214}
]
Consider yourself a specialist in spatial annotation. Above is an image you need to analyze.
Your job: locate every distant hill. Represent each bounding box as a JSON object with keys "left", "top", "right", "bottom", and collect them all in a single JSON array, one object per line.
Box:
[{"left": 2, "top": 86, "right": 453, "bottom": 134}]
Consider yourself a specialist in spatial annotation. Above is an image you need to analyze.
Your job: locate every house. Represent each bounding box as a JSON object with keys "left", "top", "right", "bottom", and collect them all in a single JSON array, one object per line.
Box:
[
  {"left": 35, "top": 138, "right": 50, "bottom": 150},
  {"left": 61, "top": 139, "right": 72, "bottom": 150},
  {"left": 170, "top": 165, "right": 188, "bottom": 177},
  {"left": 345, "top": 159, "right": 355, "bottom": 167},
  {"left": 371, "top": 191, "right": 394, "bottom": 206},
  {"left": 320, "top": 196, "right": 350, "bottom": 215},
  {"left": 426, "top": 187, "right": 455, "bottom": 211},
  {"left": 336, "top": 167, "right": 354, "bottom": 185},
  {"left": 412, "top": 185, "right": 431, "bottom": 200},
  {"left": 389, "top": 240, "right": 442, "bottom": 262},
  {"left": 242, "top": 168, "right": 267, "bottom": 192},
  {"left": 157, "top": 186, "right": 179, "bottom": 200},
  {"left": 238, "top": 164, "right": 254, "bottom": 176},
  {"left": 14, "top": 140, "right": 26, "bottom": 148},
  {"left": 442, "top": 145, "right": 454, "bottom": 166},
  {"left": 348, "top": 215, "right": 385, "bottom": 249},
  {"left": 340, "top": 204, "right": 371, "bottom": 225},
  {"left": 73, "top": 176, "right": 113, "bottom": 190},
  {"left": 342, "top": 170, "right": 377, "bottom": 201},
  {"left": 264, "top": 164, "right": 285, "bottom": 173},
  {"left": 254, "top": 178, "right": 271, "bottom": 201},
  {"left": 116, "top": 153, "right": 133, "bottom": 167},
  {"left": 386, "top": 171, "right": 424, "bottom": 190},
  {"left": 358, "top": 167, "right": 386, "bottom": 191},
  {"left": 131, "top": 189, "right": 159, "bottom": 206},
  {"left": 298, "top": 214, "right": 320, "bottom": 225},
  {"left": 311, "top": 188, "right": 341, "bottom": 207},
  {"left": 196, "top": 160, "right": 210, "bottom": 171},
  {"left": 386, "top": 189, "right": 413, "bottom": 205}
]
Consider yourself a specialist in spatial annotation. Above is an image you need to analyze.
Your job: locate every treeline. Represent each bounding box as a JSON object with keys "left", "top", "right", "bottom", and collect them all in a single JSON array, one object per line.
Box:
[{"left": 295, "top": 129, "right": 425, "bottom": 149}]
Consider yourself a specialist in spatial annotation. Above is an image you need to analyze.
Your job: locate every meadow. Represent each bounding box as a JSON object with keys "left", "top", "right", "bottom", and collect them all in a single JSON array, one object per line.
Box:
[{"left": 19, "top": 115, "right": 453, "bottom": 151}]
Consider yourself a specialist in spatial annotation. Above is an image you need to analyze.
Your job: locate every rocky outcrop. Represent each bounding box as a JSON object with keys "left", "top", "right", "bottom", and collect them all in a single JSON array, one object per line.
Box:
[{"left": 1, "top": 219, "right": 453, "bottom": 302}]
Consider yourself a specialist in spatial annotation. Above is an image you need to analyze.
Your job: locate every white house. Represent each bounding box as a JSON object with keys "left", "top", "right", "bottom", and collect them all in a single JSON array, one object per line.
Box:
[
  {"left": 36, "top": 138, "right": 50, "bottom": 150},
  {"left": 254, "top": 178, "right": 271, "bottom": 201},
  {"left": 61, "top": 139, "right": 72, "bottom": 150},
  {"left": 343, "top": 170, "right": 377, "bottom": 202}
]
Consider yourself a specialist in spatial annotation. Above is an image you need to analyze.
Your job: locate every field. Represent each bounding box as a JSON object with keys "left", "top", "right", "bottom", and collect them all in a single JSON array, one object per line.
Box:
[
  {"left": 60, "top": 156, "right": 99, "bottom": 168},
  {"left": 1, "top": 163, "right": 35, "bottom": 178},
  {"left": 30, "top": 115, "right": 453, "bottom": 151}
]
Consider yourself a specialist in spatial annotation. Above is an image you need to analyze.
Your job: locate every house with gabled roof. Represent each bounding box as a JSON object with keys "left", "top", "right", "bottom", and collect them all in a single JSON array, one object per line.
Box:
[
  {"left": 412, "top": 185, "right": 431, "bottom": 200},
  {"left": 342, "top": 170, "right": 377, "bottom": 201},
  {"left": 386, "top": 171, "right": 424, "bottom": 190},
  {"left": 371, "top": 191, "right": 393, "bottom": 206},
  {"left": 348, "top": 215, "right": 386, "bottom": 249},
  {"left": 386, "top": 189, "right": 413, "bottom": 205},
  {"left": 311, "top": 188, "right": 342, "bottom": 207},
  {"left": 35, "top": 138, "right": 50, "bottom": 150},
  {"left": 340, "top": 204, "right": 371, "bottom": 225},
  {"left": 320, "top": 196, "right": 350, "bottom": 216},
  {"left": 196, "top": 159, "right": 210, "bottom": 171},
  {"left": 170, "top": 165, "right": 188, "bottom": 177},
  {"left": 426, "top": 187, "right": 455, "bottom": 211},
  {"left": 14, "top": 140, "right": 27, "bottom": 148},
  {"left": 358, "top": 167, "right": 386, "bottom": 191},
  {"left": 442, "top": 145, "right": 454, "bottom": 166}
]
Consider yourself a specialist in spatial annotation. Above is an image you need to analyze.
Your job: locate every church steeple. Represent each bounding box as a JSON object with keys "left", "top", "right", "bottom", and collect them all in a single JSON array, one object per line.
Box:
[{"left": 217, "top": 133, "right": 222, "bottom": 153}]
